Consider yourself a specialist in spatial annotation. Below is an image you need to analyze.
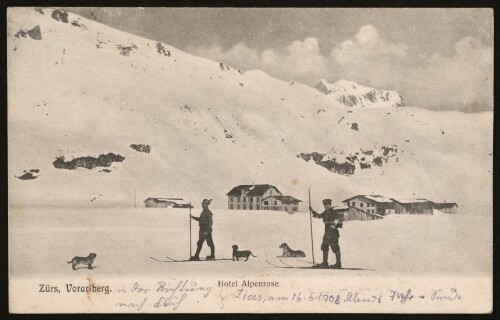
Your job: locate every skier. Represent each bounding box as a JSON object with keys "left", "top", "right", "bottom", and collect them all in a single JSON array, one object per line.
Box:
[
  {"left": 309, "top": 198, "right": 344, "bottom": 269},
  {"left": 189, "top": 199, "right": 215, "bottom": 261}
]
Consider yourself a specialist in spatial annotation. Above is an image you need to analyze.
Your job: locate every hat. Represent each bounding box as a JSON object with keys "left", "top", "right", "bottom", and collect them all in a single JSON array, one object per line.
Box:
[
  {"left": 322, "top": 199, "right": 332, "bottom": 205},
  {"left": 202, "top": 199, "right": 212, "bottom": 204}
]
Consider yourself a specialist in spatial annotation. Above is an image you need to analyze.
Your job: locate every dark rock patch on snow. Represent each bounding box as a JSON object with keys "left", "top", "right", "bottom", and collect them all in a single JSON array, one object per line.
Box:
[
  {"left": 16, "top": 169, "right": 40, "bottom": 180},
  {"left": 299, "top": 146, "right": 399, "bottom": 176},
  {"left": 298, "top": 152, "right": 324, "bottom": 162},
  {"left": 317, "top": 160, "right": 356, "bottom": 175},
  {"left": 71, "top": 20, "right": 87, "bottom": 29},
  {"left": 130, "top": 144, "right": 151, "bottom": 153},
  {"left": 117, "top": 44, "right": 138, "bottom": 56},
  {"left": 51, "top": 9, "right": 69, "bottom": 23},
  {"left": 373, "top": 157, "right": 383, "bottom": 166},
  {"left": 35, "top": 8, "right": 44, "bottom": 15},
  {"left": 53, "top": 153, "right": 125, "bottom": 170},
  {"left": 351, "top": 123, "right": 359, "bottom": 131},
  {"left": 15, "top": 25, "right": 42, "bottom": 40},
  {"left": 156, "top": 42, "right": 170, "bottom": 56}
]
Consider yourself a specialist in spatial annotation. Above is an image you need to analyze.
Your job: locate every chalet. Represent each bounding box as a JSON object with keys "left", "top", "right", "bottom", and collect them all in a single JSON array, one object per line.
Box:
[
  {"left": 261, "top": 195, "right": 302, "bottom": 212},
  {"left": 143, "top": 197, "right": 186, "bottom": 208},
  {"left": 433, "top": 202, "right": 458, "bottom": 214},
  {"left": 335, "top": 206, "right": 384, "bottom": 221},
  {"left": 226, "top": 184, "right": 301, "bottom": 211},
  {"left": 226, "top": 184, "right": 281, "bottom": 210},
  {"left": 342, "top": 195, "right": 395, "bottom": 216},
  {"left": 391, "top": 198, "right": 435, "bottom": 215}
]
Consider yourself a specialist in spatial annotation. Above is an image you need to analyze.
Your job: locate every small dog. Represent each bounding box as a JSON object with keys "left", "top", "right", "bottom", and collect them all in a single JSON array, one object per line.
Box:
[
  {"left": 279, "top": 243, "right": 306, "bottom": 257},
  {"left": 67, "top": 253, "right": 97, "bottom": 270},
  {"left": 232, "top": 245, "right": 257, "bottom": 261}
]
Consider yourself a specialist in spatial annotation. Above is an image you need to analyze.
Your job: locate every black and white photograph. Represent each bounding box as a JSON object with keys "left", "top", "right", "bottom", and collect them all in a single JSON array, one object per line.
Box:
[{"left": 7, "top": 7, "right": 493, "bottom": 313}]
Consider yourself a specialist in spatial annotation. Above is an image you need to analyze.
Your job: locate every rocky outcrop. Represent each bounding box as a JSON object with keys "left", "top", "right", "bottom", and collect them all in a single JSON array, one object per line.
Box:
[
  {"left": 51, "top": 9, "right": 68, "bottom": 23},
  {"left": 53, "top": 153, "right": 125, "bottom": 170},
  {"left": 156, "top": 42, "right": 170, "bottom": 57},
  {"left": 71, "top": 19, "right": 87, "bottom": 29},
  {"left": 117, "top": 44, "right": 138, "bottom": 56},
  {"left": 15, "top": 169, "right": 40, "bottom": 180},
  {"left": 298, "top": 146, "right": 399, "bottom": 176},
  {"left": 315, "top": 79, "right": 405, "bottom": 109},
  {"left": 15, "top": 25, "right": 42, "bottom": 40},
  {"left": 130, "top": 144, "right": 151, "bottom": 153}
]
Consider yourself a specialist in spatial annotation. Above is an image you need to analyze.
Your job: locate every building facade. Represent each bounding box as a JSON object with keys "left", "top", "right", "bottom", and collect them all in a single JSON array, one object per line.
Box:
[
  {"left": 433, "top": 202, "right": 458, "bottom": 214},
  {"left": 144, "top": 197, "right": 185, "bottom": 208},
  {"left": 261, "top": 195, "right": 302, "bottom": 212},
  {"left": 342, "top": 195, "right": 395, "bottom": 216},
  {"left": 226, "top": 184, "right": 301, "bottom": 211},
  {"left": 341, "top": 206, "right": 384, "bottom": 221},
  {"left": 391, "top": 198, "right": 435, "bottom": 214}
]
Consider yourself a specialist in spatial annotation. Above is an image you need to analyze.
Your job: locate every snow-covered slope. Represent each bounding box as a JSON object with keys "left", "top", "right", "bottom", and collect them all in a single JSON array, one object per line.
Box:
[
  {"left": 8, "top": 8, "right": 493, "bottom": 216},
  {"left": 315, "top": 79, "right": 405, "bottom": 109}
]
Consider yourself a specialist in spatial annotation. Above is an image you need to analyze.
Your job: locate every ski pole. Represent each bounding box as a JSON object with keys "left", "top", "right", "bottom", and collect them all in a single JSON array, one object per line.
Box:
[
  {"left": 189, "top": 202, "right": 192, "bottom": 258},
  {"left": 309, "top": 188, "right": 315, "bottom": 265}
]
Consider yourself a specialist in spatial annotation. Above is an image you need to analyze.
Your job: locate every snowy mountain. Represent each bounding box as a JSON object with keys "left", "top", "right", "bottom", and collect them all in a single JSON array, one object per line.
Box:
[
  {"left": 315, "top": 79, "right": 405, "bottom": 109},
  {"left": 7, "top": 8, "right": 492, "bottom": 216}
]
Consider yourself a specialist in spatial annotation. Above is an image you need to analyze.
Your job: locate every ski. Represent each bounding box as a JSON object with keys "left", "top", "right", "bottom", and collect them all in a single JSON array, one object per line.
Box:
[
  {"left": 150, "top": 256, "right": 232, "bottom": 263},
  {"left": 265, "top": 259, "right": 374, "bottom": 271},
  {"left": 265, "top": 259, "right": 290, "bottom": 268}
]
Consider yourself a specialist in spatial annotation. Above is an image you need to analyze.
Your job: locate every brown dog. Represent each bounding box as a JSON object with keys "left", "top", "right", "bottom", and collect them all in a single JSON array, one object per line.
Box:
[{"left": 279, "top": 243, "right": 306, "bottom": 257}]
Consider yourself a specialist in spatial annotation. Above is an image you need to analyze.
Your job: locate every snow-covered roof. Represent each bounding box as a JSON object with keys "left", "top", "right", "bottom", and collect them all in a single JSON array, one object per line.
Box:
[
  {"left": 226, "top": 184, "right": 281, "bottom": 197},
  {"left": 143, "top": 197, "right": 183, "bottom": 203},
  {"left": 434, "top": 202, "right": 458, "bottom": 208},
  {"left": 391, "top": 198, "right": 434, "bottom": 204},
  {"left": 263, "top": 195, "right": 302, "bottom": 204},
  {"left": 342, "top": 195, "right": 393, "bottom": 203}
]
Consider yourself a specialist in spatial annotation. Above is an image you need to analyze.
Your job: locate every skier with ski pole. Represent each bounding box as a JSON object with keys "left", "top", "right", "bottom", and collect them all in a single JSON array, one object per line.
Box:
[
  {"left": 189, "top": 199, "right": 215, "bottom": 261},
  {"left": 309, "top": 198, "right": 344, "bottom": 269}
]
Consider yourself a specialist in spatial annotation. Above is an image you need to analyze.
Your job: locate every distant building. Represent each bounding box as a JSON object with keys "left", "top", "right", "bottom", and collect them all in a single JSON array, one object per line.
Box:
[
  {"left": 391, "top": 198, "right": 435, "bottom": 215},
  {"left": 335, "top": 206, "right": 384, "bottom": 221},
  {"left": 342, "top": 194, "right": 457, "bottom": 216},
  {"left": 226, "top": 184, "right": 301, "bottom": 211},
  {"left": 143, "top": 197, "right": 190, "bottom": 208},
  {"left": 262, "top": 195, "right": 302, "bottom": 212},
  {"left": 433, "top": 202, "right": 458, "bottom": 214},
  {"left": 342, "top": 195, "right": 395, "bottom": 216}
]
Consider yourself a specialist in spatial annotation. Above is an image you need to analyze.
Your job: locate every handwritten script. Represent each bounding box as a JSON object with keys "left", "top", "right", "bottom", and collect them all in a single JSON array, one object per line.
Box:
[
  {"left": 115, "top": 279, "right": 212, "bottom": 311},
  {"left": 112, "top": 279, "right": 463, "bottom": 312}
]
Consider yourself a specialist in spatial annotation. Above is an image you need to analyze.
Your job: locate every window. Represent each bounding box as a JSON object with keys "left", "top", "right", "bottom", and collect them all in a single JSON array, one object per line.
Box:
[
  {"left": 360, "top": 203, "right": 363, "bottom": 207},
  {"left": 237, "top": 205, "right": 240, "bottom": 209},
  {"left": 229, "top": 205, "right": 233, "bottom": 209},
  {"left": 352, "top": 202, "right": 356, "bottom": 206},
  {"left": 274, "top": 201, "right": 278, "bottom": 205},
  {"left": 264, "top": 201, "right": 268, "bottom": 205}
]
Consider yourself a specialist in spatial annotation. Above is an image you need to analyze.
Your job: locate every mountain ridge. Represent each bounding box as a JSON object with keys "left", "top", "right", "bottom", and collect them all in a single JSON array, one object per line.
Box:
[{"left": 315, "top": 79, "right": 405, "bottom": 109}]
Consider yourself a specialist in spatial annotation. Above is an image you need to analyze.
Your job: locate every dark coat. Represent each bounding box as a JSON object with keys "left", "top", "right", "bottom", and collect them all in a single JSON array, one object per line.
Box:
[{"left": 312, "top": 207, "right": 343, "bottom": 238}]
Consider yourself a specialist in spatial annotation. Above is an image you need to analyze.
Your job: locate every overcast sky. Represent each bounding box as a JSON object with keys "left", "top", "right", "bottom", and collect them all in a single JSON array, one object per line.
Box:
[{"left": 67, "top": 8, "right": 493, "bottom": 112}]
